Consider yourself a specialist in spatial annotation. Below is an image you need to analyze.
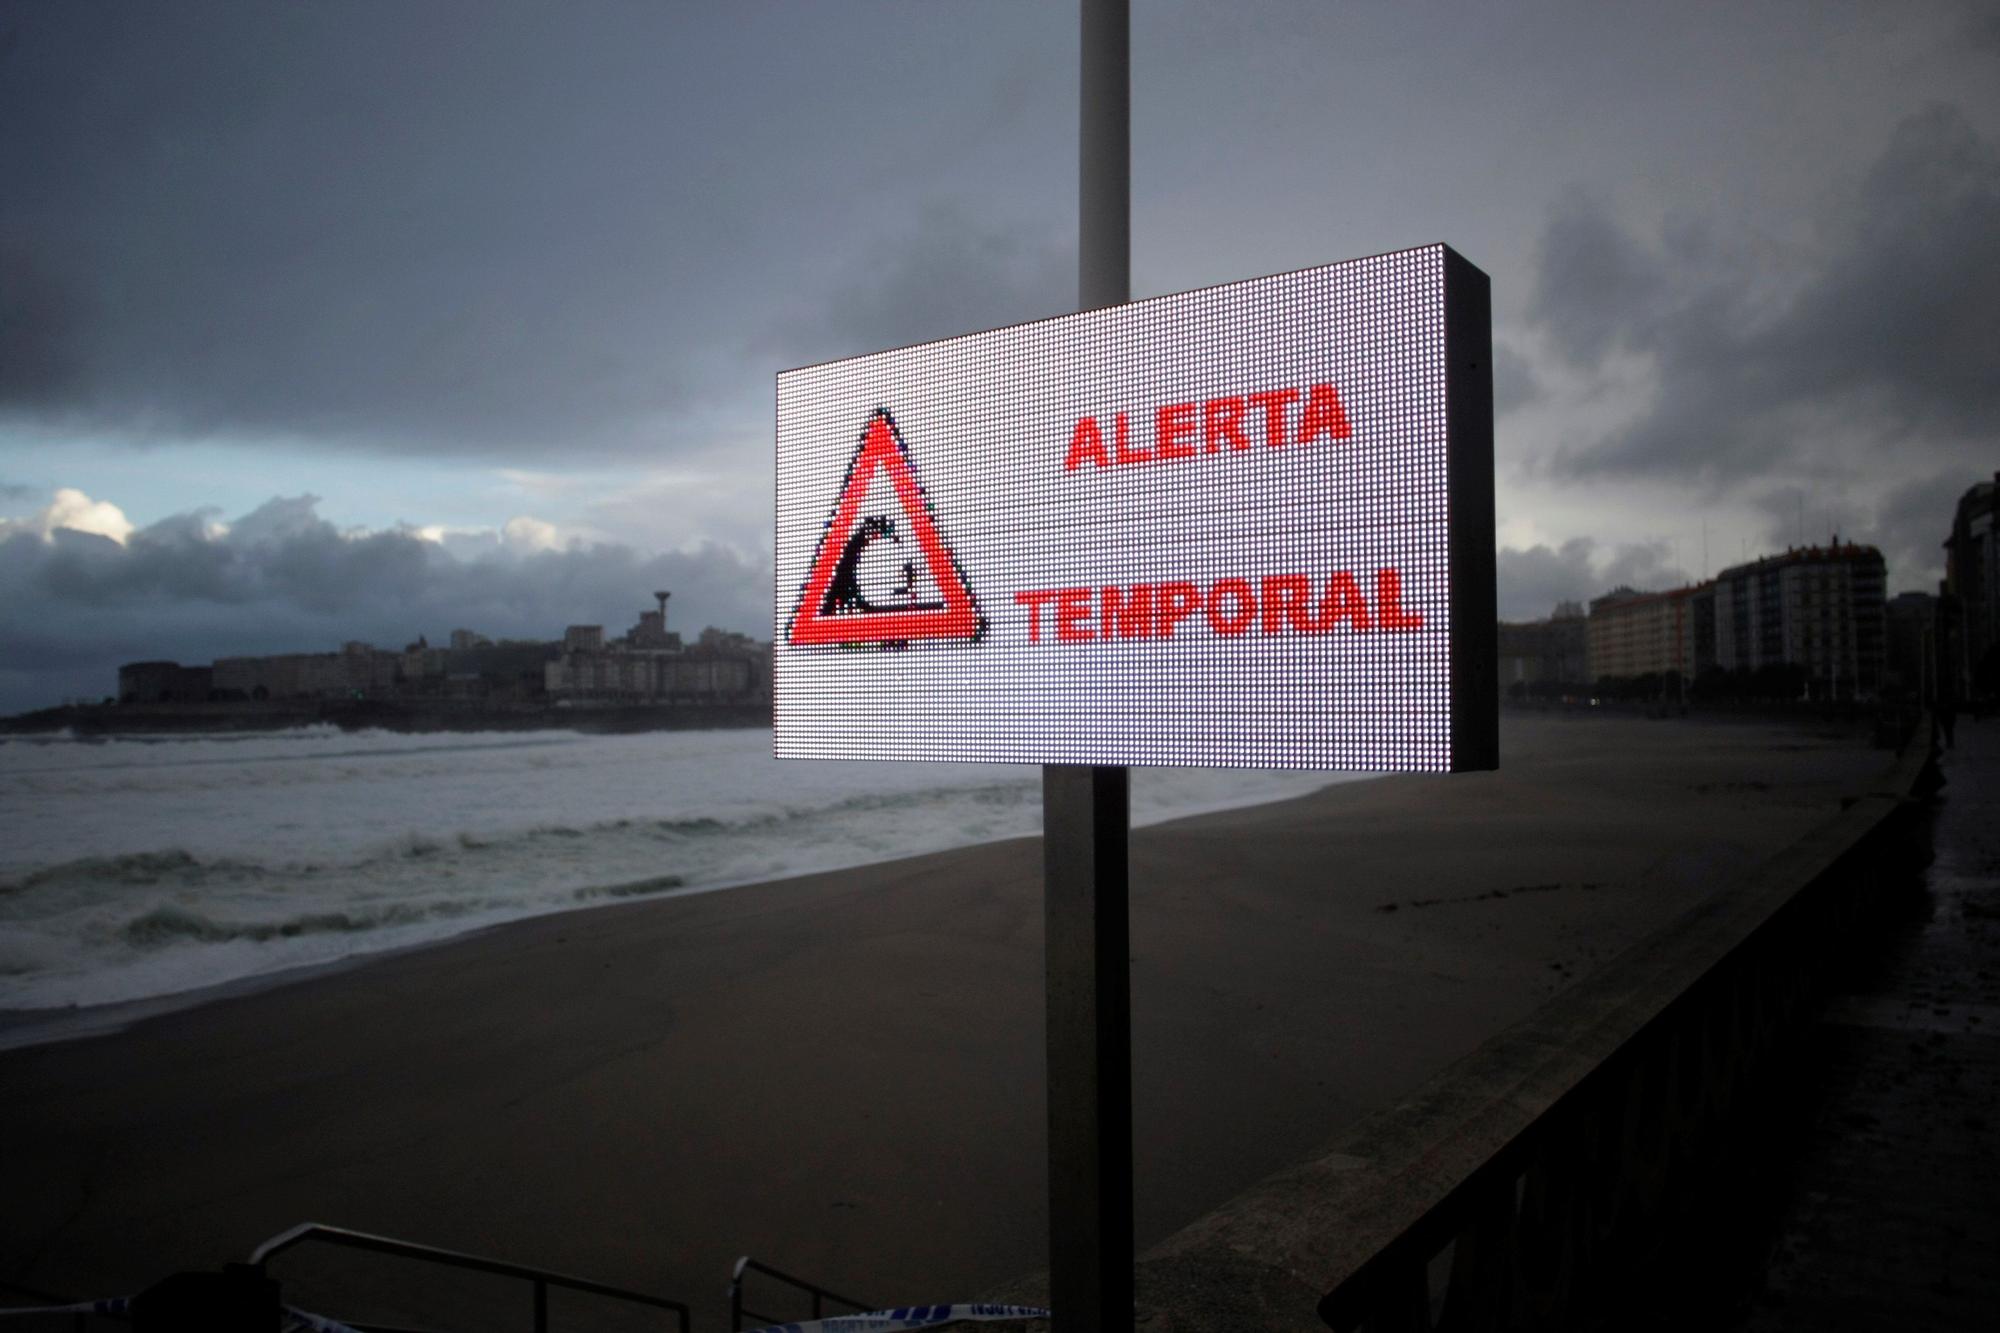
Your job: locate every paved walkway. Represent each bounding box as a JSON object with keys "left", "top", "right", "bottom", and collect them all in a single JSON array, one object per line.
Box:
[{"left": 1735, "top": 719, "right": 2000, "bottom": 1330}]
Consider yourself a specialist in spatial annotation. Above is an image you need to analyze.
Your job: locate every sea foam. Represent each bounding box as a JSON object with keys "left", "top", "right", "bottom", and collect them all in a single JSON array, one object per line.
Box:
[{"left": 0, "top": 726, "right": 1357, "bottom": 1014}]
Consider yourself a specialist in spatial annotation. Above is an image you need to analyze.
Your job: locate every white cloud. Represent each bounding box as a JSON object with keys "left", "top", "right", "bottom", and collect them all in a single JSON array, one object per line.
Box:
[
  {"left": 0, "top": 488, "right": 135, "bottom": 546},
  {"left": 0, "top": 491, "right": 771, "bottom": 714},
  {"left": 502, "top": 515, "right": 562, "bottom": 552}
]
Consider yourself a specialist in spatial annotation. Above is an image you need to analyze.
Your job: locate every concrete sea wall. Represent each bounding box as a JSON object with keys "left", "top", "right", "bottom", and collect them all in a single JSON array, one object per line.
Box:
[{"left": 999, "top": 728, "right": 1938, "bottom": 1331}]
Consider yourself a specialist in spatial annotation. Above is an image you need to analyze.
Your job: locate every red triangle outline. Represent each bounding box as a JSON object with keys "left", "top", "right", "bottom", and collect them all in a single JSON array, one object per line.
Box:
[{"left": 787, "top": 410, "right": 983, "bottom": 647}]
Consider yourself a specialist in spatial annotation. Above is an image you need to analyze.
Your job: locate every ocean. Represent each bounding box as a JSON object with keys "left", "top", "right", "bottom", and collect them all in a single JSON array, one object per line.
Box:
[{"left": 0, "top": 726, "right": 1353, "bottom": 1019}]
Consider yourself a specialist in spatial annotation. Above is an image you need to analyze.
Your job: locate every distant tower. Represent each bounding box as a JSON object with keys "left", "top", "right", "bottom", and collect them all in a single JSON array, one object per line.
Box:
[{"left": 654, "top": 590, "right": 671, "bottom": 630}]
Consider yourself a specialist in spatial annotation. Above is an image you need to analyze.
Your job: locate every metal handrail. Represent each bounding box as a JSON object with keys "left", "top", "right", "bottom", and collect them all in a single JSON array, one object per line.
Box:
[
  {"left": 250, "top": 1222, "right": 691, "bottom": 1332},
  {"left": 728, "top": 1256, "right": 872, "bottom": 1331}
]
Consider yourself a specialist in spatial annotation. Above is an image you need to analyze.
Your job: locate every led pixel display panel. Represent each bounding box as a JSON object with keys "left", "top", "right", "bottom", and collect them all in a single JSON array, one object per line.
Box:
[{"left": 774, "top": 243, "right": 1495, "bottom": 772}]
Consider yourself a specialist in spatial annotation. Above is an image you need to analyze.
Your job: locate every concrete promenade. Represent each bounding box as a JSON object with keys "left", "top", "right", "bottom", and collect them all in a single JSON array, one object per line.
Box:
[{"left": 1734, "top": 719, "right": 1999, "bottom": 1329}]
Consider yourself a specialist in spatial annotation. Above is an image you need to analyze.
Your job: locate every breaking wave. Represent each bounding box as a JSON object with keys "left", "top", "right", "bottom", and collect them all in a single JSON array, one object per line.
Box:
[
  {"left": 118, "top": 899, "right": 490, "bottom": 947},
  {"left": 0, "top": 727, "right": 1358, "bottom": 1017}
]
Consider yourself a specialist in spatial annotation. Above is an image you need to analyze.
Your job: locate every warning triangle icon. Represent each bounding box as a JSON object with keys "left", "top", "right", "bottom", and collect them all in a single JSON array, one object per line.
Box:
[{"left": 787, "top": 410, "right": 985, "bottom": 648}]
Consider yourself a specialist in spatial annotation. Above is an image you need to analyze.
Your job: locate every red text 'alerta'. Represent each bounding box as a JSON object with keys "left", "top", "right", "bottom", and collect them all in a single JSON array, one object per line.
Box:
[
  {"left": 1064, "top": 384, "right": 1351, "bottom": 471},
  {"left": 1013, "top": 570, "right": 1422, "bottom": 644}
]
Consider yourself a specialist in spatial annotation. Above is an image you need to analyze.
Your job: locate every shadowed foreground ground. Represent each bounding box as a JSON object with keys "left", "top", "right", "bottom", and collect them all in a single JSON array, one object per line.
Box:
[{"left": 0, "top": 713, "right": 1894, "bottom": 1330}]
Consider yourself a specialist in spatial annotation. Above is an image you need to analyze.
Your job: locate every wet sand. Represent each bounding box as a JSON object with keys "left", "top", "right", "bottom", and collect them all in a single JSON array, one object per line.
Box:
[{"left": 0, "top": 712, "right": 1894, "bottom": 1330}]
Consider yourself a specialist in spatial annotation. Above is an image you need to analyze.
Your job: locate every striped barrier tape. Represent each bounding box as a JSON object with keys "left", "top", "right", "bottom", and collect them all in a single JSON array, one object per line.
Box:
[{"left": 745, "top": 1304, "right": 1048, "bottom": 1333}]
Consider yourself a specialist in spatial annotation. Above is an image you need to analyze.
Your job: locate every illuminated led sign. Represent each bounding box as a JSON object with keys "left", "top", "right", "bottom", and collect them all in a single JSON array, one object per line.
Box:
[{"left": 775, "top": 243, "right": 1495, "bottom": 772}]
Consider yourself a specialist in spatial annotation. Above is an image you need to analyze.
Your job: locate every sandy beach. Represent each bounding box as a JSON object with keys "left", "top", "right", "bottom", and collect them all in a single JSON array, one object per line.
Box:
[{"left": 0, "top": 712, "right": 1897, "bottom": 1329}]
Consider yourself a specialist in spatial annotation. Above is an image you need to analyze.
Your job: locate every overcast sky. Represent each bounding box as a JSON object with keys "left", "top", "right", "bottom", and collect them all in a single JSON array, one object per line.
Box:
[{"left": 3, "top": 0, "right": 1997, "bottom": 711}]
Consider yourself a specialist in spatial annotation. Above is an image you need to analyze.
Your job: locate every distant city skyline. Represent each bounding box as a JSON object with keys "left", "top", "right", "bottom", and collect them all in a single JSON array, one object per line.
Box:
[{"left": 4, "top": 1, "right": 1996, "bottom": 713}]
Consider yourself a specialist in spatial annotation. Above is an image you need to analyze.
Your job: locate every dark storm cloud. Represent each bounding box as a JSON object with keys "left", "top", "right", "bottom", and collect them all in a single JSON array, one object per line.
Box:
[
  {"left": 1528, "top": 195, "right": 1669, "bottom": 371},
  {"left": 0, "top": 2, "right": 1070, "bottom": 459},
  {"left": 1491, "top": 343, "right": 1542, "bottom": 417},
  {"left": 0, "top": 4, "right": 694, "bottom": 452},
  {"left": 0, "top": 497, "right": 770, "bottom": 714},
  {"left": 0, "top": 246, "right": 75, "bottom": 409},
  {"left": 1871, "top": 471, "right": 1968, "bottom": 574},
  {"left": 1497, "top": 539, "right": 1598, "bottom": 621},
  {"left": 1967, "top": 6, "right": 2000, "bottom": 52},
  {"left": 764, "top": 201, "right": 1073, "bottom": 368},
  {"left": 1737, "top": 475, "right": 1963, "bottom": 593},
  {"left": 1495, "top": 538, "right": 1689, "bottom": 622},
  {"left": 1532, "top": 104, "right": 2000, "bottom": 485}
]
